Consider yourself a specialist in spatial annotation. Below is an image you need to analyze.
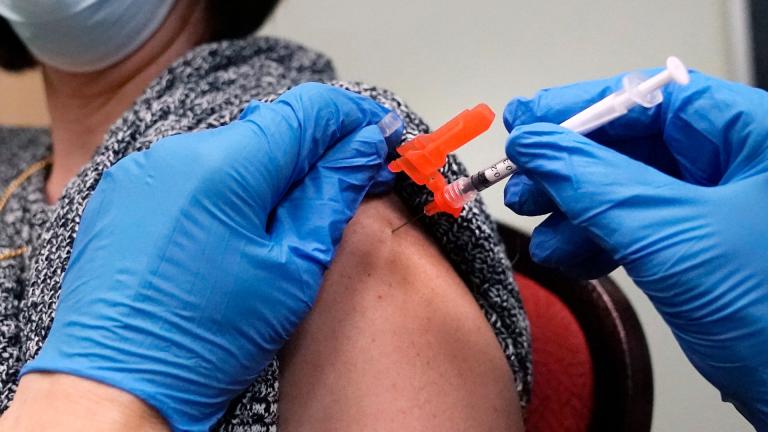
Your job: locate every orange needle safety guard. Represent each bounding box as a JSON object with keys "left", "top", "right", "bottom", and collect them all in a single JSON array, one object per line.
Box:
[{"left": 387, "top": 103, "right": 495, "bottom": 218}]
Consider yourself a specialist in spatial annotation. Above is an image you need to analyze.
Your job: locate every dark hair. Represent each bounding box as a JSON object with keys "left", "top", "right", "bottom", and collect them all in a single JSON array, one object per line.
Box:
[
  {"left": 0, "top": 18, "right": 35, "bottom": 72},
  {"left": 0, "top": 0, "right": 281, "bottom": 72}
]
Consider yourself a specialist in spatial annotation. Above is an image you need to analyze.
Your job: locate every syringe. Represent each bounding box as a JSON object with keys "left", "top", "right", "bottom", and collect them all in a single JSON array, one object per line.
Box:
[{"left": 441, "top": 56, "right": 690, "bottom": 210}]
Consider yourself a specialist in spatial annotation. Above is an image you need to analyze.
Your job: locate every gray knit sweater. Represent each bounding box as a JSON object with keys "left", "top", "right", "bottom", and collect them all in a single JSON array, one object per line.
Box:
[{"left": 0, "top": 35, "right": 531, "bottom": 430}]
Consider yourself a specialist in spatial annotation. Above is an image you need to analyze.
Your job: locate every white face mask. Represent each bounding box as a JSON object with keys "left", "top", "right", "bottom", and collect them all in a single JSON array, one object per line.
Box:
[{"left": 0, "top": 0, "right": 176, "bottom": 72}]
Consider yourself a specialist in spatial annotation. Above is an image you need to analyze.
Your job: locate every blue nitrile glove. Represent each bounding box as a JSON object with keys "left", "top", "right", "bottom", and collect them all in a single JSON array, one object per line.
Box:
[
  {"left": 503, "top": 72, "right": 768, "bottom": 429},
  {"left": 21, "top": 82, "right": 400, "bottom": 431}
]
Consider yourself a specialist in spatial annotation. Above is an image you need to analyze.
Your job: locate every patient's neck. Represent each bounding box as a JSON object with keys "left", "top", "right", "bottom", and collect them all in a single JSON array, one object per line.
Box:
[{"left": 42, "top": 0, "right": 209, "bottom": 203}]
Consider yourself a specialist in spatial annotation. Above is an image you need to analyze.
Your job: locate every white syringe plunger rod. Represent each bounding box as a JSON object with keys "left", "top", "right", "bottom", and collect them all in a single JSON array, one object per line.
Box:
[
  {"left": 442, "top": 57, "right": 690, "bottom": 210},
  {"left": 561, "top": 56, "right": 689, "bottom": 135}
]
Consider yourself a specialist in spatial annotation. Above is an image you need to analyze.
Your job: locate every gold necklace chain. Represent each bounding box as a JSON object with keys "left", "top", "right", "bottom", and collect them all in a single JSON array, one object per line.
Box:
[{"left": 0, "top": 158, "right": 52, "bottom": 261}]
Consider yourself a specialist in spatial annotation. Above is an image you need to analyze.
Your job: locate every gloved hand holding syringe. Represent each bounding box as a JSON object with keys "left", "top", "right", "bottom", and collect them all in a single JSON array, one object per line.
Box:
[
  {"left": 389, "top": 56, "right": 690, "bottom": 226},
  {"left": 442, "top": 56, "right": 690, "bottom": 210}
]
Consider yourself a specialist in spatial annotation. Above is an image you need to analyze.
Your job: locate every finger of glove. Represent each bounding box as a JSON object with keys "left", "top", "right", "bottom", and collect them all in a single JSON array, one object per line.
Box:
[
  {"left": 236, "top": 83, "right": 390, "bottom": 211},
  {"left": 505, "top": 71, "right": 767, "bottom": 186},
  {"left": 504, "top": 172, "right": 557, "bottom": 216},
  {"left": 530, "top": 212, "right": 619, "bottom": 280},
  {"left": 500, "top": 139, "right": 676, "bottom": 218},
  {"left": 367, "top": 167, "right": 397, "bottom": 195},
  {"left": 507, "top": 122, "right": 696, "bottom": 262},
  {"left": 270, "top": 124, "right": 388, "bottom": 295}
]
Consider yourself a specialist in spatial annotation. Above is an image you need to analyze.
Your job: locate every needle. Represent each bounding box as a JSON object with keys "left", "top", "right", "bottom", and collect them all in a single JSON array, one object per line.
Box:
[{"left": 391, "top": 213, "right": 424, "bottom": 234}]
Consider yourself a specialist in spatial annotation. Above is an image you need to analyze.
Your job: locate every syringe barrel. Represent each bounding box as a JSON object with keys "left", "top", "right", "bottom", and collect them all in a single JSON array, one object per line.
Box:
[
  {"left": 443, "top": 176, "right": 477, "bottom": 208},
  {"left": 455, "top": 70, "right": 655, "bottom": 197},
  {"left": 459, "top": 71, "right": 660, "bottom": 196},
  {"left": 468, "top": 158, "right": 518, "bottom": 192}
]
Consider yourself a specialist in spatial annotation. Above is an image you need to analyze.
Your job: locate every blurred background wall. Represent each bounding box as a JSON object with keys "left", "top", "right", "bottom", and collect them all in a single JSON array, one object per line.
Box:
[{"left": 0, "top": 1, "right": 755, "bottom": 430}]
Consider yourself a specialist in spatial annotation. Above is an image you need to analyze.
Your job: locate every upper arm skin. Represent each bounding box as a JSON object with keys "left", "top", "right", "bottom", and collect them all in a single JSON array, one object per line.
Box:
[{"left": 279, "top": 195, "right": 524, "bottom": 431}]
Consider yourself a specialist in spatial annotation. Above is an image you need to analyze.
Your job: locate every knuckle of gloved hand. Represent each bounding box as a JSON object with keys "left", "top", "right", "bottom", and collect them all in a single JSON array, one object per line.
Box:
[
  {"left": 277, "top": 82, "right": 358, "bottom": 130},
  {"left": 503, "top": 97, "right": 534, "bottom": 131},
  {"left": 101, "top": 150, "right": 145, "bottom": 182},
  {"left": 506, "top": 123, "right": 550, "bottom": 160},
  {"left": 505, "top": 178, "right": 554, "bottom": 216},
  {"left": 352, "top": 125, "right": 388, "bottom": 159},
  {"left": 151, "top": 130, "right": 244, "bottom": 192},
  {"left": 284, "top": 82, "right": 341, "bottom": 109},
  {"left": 528, "top": 229, "right": 570, "bottom": 268},
  {"left": 291, "top": 82, "right": 384, "bottom": 121},
  {"left": 519, "top": 121, "right": 565, "bottom": 135},
  {"left": 529, "top": 237, "right": 558, "bottom": 267},
  {"left": 512, "top": 122, "right": 576, "bottom": 152},
  {"left": 503, "top": 177, "right": 526, "bottom": 211},
  {"left": 238, "top": 99, "right": 268, "bottom": 119}
]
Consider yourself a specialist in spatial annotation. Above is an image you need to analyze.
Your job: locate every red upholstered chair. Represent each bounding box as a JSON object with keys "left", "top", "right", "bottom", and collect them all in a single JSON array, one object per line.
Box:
[{"left": 496, "top": 223, "right": 653, "bottom": 432}]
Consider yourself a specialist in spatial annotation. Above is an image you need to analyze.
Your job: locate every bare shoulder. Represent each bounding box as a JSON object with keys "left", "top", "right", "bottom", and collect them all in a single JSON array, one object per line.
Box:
[
  {"left": 332, "top": 194, "right": 457, "bottom": 287},
  {"left": 279, "top": 195, "right": 524, "bottom": 431}
]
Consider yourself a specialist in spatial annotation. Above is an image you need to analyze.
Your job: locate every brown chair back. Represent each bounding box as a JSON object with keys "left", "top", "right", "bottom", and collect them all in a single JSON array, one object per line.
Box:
[{"left": 497, "top": 223, "right": 653, "bottom": 431}]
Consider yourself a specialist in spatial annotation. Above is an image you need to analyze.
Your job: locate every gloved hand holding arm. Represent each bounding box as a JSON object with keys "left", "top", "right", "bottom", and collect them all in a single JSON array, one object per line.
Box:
[
  {"left": 5, "top": 83, "right": 398, "bottom": 431},
  {"left": 503, "top": 72, "right": 768, "bottom": 429}
]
